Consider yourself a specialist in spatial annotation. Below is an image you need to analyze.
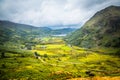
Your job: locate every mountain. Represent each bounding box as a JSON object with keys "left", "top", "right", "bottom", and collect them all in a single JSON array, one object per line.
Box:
[
  {"left": 51, "top": 28, "right": 76, "bottom": 35},
  {"left": 0, "top": 20, "right": 75, "bottom": 45},
  {"left": 0, "top": 20, "right": 52, "bottom": 44},
  {"left": 65, "top": 6, "right": 120, "bottom": 48}
]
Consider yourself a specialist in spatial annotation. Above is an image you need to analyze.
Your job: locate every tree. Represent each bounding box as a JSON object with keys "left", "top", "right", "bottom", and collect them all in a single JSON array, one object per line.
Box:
[{"left": 1, "top": 52, "right": 5, "bottom": 58}]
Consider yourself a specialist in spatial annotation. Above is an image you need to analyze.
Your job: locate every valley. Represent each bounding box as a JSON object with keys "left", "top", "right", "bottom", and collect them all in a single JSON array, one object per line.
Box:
[
  {"left": 0, "top": 5, "right": 120, "bottom": 80},
  {"left": 0, "top": 37, "right": 120, "bottom": 80}
]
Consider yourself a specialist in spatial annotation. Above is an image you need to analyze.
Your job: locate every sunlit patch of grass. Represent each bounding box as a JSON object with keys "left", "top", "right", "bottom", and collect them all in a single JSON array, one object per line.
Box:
[
  {"left": 79, "top": 53, "right": 119, "bottom": 63},
  {"left": 46, "top": 44, "right": 63, "bottom": 49},
  {"left": 25, "top": 66, "right": 33, "bottom": 69},
  {"left": 32, "top": 43, "right": 73, "bottom": 55},
  {"left": 61, "top": 45, "right": 72, "bottom": 51}
]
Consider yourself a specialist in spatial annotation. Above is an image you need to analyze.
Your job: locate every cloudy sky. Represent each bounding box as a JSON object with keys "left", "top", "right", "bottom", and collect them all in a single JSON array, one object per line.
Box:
[{"left": 0, "top": 0, "right": 120, "bottom": 28}]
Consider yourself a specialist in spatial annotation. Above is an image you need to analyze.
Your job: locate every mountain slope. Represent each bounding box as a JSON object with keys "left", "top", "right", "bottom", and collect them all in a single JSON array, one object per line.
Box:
[
  {"left": 0, "top": 20, "right": 52, "bottom": 44},
  {"left": 65, "top": 6, "right": 120, "bottom": 48},
  {"left": 51, "top": 28, "right": 76, "bottom": 35},
  {"left": 0, "top": 20, "right": 75, "bottom": 45}
]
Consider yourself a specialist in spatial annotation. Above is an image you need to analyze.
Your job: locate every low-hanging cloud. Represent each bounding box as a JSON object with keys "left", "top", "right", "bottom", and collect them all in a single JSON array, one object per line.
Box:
[{"left": 0, "top": 0, "right": 120, "bottom": 28}]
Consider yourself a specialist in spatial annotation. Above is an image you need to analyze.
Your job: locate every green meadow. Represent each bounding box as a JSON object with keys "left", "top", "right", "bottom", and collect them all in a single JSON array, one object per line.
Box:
[{"left": 0, "top": 37, "right": 120, "bottom": 80}]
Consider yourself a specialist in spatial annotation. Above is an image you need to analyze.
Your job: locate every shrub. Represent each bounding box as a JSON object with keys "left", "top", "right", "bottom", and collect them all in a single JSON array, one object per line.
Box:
[{"left": 43, "top": 54, "right": 48, "bottom": 58}]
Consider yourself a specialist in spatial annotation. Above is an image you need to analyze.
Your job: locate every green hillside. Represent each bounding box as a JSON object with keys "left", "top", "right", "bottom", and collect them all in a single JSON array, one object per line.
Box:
[
  {"left": 65, "top": 6, "right": 120, "bottom": 48},
  {"left": 0, "top": 20, "right": 75, "bottom": 46},
  {"left": 0, "top": 21, "right": 52, "bottom": 45},
  {"left": 51, "top": 28, "right": 75, "bottom": 35}
]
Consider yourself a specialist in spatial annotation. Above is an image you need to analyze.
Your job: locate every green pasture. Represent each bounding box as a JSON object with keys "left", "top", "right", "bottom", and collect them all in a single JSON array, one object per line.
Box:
[{"left": 0, "top": 38, "right": 120, "bottom": 80}]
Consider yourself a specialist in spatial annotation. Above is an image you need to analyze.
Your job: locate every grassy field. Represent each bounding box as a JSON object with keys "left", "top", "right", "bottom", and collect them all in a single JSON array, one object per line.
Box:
[{"left": 0, "top": 37, "right": 120, "bottom": 80}]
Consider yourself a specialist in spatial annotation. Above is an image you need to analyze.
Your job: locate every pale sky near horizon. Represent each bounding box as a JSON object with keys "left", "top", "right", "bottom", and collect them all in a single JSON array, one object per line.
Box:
[{"left": 0, "top": 0, "right": 120, "bottom": 28}]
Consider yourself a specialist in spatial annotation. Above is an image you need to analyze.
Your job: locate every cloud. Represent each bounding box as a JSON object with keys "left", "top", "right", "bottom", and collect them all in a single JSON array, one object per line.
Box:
[{"left": 0, "top": 0, "right": 120, "bottom": 28}]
